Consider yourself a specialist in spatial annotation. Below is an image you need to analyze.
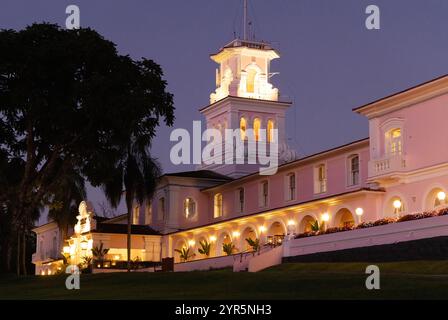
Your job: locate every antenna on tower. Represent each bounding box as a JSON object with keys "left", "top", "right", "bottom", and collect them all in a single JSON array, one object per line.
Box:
[{"left": 243, "top": 0, "right": 248, "bottom": 40}]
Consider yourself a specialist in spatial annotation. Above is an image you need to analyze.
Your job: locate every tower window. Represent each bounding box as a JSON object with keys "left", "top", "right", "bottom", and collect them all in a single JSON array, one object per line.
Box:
[
  {"left": 267, "top": 120, "right": 275, "bottom": 143},
  {"left": 214, "top": 193, "right": 223, "bottom": 218},
  {"left": 253, "top": 118, "right": 261, "bottom": 142},
  {"left": 240, "top": 117, "right": 247, "bottom": 141},
  {"left": 246, "top": 68, "right": 257, "bottom": 93}
]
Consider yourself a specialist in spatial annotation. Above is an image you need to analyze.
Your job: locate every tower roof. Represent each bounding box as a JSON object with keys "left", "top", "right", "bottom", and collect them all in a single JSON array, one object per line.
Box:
[{"left": 210, "top": 38, "right": 279, "bottom": 63}]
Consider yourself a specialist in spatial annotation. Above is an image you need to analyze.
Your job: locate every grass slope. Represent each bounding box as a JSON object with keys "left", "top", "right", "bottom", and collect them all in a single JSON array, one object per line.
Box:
[{"left": 1, "top": 261, "right": 448, "bottom": 300}]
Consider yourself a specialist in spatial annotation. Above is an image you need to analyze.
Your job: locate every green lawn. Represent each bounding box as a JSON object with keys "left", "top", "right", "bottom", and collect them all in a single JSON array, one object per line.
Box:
[{"left": 1, "top": 261, "right": 448, "bottom": 299}]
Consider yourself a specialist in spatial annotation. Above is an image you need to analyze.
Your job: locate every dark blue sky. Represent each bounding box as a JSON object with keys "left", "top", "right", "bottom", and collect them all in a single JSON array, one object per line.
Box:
[{"left": 2, "top": 0, "right": 447, "bottom": 218}]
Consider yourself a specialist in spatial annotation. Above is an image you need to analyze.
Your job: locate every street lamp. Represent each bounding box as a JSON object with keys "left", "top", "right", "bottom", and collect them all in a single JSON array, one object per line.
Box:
[{"left": 355, "top": 207, "right": 364, "bottom": 223}]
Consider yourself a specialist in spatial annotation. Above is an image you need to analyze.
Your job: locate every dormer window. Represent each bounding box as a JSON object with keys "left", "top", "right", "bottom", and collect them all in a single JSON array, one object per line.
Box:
[
  {"left": 214, "top": 193, "right": 223, "bottom": 218},
  {"left": 386, "top": 128, "right": 402, "bottom": 155},
  {"left": 158, "top": 197, "right": 165, "bottom": 221},
  {"left": 184, "top": 198, "right": 196, "bottom": 219}
]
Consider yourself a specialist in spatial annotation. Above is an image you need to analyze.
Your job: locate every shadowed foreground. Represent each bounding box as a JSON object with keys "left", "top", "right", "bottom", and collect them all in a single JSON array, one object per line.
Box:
[{"left": 1, "top": 261, "right": 448, "bottom": 300}]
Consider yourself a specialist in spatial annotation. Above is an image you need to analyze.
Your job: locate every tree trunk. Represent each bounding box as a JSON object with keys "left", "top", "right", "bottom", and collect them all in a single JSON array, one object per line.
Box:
[
  {"left": 21, "top": 229, "right": 27, "bottom": 276},
  {"left": 126, "top": 195, "right": 133, "bottom": 272},
  {"left": 16, "top": 230, "right": 20, "bottom": 277}
]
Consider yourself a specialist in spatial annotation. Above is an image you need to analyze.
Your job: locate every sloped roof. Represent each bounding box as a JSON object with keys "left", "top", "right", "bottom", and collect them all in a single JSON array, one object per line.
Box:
[
  {"left": 163, "top": 170, "right": 232, "bottom": 181},
  {"left": 90, "top": 223, "right": 160, "bottom": 235}
]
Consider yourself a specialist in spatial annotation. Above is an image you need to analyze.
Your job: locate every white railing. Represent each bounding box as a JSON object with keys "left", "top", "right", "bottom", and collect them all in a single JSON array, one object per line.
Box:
[{"left": 368, "top": 154, "right": 406, "bottom": 178}]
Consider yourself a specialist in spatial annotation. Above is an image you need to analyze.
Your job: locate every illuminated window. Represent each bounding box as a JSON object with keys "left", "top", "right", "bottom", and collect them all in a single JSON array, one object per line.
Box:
[
  {"left": 386, "top": 128, "right": 402, "bottom": 155},
  {"left": 253, "top": 118, "right": 261, "bottom": 141},
  {"left": 267, "top": 120, "right": 274, "bottom": 142},
  {"left": 133, "top": 206, "right": 140, "bottom": 224},
  {"left": 145, "top": 204, "right": 152, "bottom": 225},
  {"left": 184, "top": 197, "right": 196, "bottom": 219},
  {"left": 214, "top": 193, "right": 223, "bottom": 218},
  {"left": 240, "top": 117, "right": 247, "bottom": 140},
  {"left": 314, "top": 164, "right": 327, "bottom": 194},
  {"left": 246, "top": 68, "right": 257, "bottom": 93},
  {"left": 348, "top": 155, "right": 360, "bottom": 186}
]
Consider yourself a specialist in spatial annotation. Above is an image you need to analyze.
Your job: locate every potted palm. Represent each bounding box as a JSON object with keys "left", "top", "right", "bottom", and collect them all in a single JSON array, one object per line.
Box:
[
  {"left": 92, "top": 242, "right": 109, "bottom": 268},
  {"left": 198, "top": 240, "right": 211, "bottom": 257},
  {"left": 222, "top": 243, "right": 237, "bottom": 256},
  {"left": 174, "top": 247, "right": 195, "bottom": 262}
]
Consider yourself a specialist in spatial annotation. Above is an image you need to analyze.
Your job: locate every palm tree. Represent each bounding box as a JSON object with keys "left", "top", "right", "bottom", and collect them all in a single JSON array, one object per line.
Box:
[
  {"left": 103, "top": 141, "right": 161, "bottom": 272},
  {"left": 198, "top": 240, "right": 211, "bottom": 257},
  {"left": 174, "top": 247, "right": 195, "bottom": 262},
  {"left": 222, "top": 243, "right": 236, "bottom": 256},
  {"left": 47, "top": 168, "right": 86, "bottom": 248}
]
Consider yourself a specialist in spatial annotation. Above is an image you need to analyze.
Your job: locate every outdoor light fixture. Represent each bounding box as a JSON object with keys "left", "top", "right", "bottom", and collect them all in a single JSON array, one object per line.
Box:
[
  {"left": 232, "top": 231, "right": 240, "bottom": 238},
  {"left": 321, "top": 213, "right": 330, "bottom": 222},
  {"left": 437, "top": 191, "right": 446, "bottom": 202},
  {"left": 393, "top": 199, "right": 402, "bottom": 210},
  {"left": 62, "top": 246, "right": 70, "bottom": 254},
  {"left": 80, "top": 240, "right": 88, "bottom": 250},
  {"left": 114, "top": 255, "right": 120, "bottom": 260},
  {"left": 209, "top": 235, "right": 217, "bottom": 243},
  {"left": 188, "top": 240, "right": 195, "bottom": 247},
  {"left": 287, "top": 219, "right": 296, "bottom": 226},
  {"left": 259, "top": 226, "right": 266, "bottom": 233},
  {"left": 355, "top": 208, "right": 364, "bottom": 216}
]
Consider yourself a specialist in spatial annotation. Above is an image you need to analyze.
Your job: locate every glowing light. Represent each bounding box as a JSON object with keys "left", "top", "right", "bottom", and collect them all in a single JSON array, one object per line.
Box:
[
  {"left": 114, "top": 255, "right": 120, "bottom": 260},
  {"left": 63, "top": 246, "right": 70, "bottom": 254},
  {"left": 47, "top": 270, "right": 52, "bottom": 275},
  {"left": 80, "top": 240, "right": 88, "bottom": 250},
  {"left": 259, "top": 226, "right": 266, "bottom": 233},
  {"left": 393, "top": 199, "right": 402, "bottom": 210},
  {"left": 437, "top": 191, "right": 446, "bottom": 201},
  {"left": 355, "top": 208, "right": 364, "bottom": 216},
  {"left": 188, "top": 240, "right": 195, "bottom": 247},
  {"left": 209, "top": 236, "right": 217, "bottom": 243},
  {"left": 321, "top": 213, "right": 330, "bottom": 222},
  {"left": 287, "top": 220, "right": 296, "bottom": 226},
  {"left": 232, "top": 231, "right": 240, "bottom": 238}
]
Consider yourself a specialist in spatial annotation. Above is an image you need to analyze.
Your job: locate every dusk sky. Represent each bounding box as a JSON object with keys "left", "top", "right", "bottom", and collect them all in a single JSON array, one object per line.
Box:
[{"left": 2, "top": 0, "right": 447, "bottom": 219}]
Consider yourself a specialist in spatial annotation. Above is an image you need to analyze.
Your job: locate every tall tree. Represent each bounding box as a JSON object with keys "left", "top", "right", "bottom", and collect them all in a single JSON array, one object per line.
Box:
[
  {"left": 0, "top": 23, "right": 174, "bottom": 275},
  {"left": 103, "top": 145, "right": 161, "bottom": 272}
]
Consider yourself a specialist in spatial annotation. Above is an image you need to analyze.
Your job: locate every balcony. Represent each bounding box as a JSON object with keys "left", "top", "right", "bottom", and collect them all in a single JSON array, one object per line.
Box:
[{"left": 368, "top": 154, "right": 407, "bottom": 180}]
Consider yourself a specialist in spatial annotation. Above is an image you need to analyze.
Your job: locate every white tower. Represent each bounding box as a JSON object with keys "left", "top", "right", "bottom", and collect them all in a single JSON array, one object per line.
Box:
[{"left": 199, "top": 2, "right": 297, "bottom": 178}]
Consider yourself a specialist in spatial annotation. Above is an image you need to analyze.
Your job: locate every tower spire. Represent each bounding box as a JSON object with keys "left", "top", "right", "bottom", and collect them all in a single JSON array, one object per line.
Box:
[{"left": 243, "top": 0, "right": 248, "bottom": 40}]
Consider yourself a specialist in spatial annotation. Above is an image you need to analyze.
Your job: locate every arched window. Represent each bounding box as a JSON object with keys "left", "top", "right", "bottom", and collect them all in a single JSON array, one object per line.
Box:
[
  {"left": 385, "top": 128, "right": 402, "bottom": 155},
  {"left": 348, "top": 155, "right": 360, "bottom": 186},
  {"left": 246, "top": 68, "right": 257, "bottom": 93},
  {"left": 133, "top": 205, "right": 140, "bottom": 224},
  {"left": 214, "top": 193, "right": 223, "bottom": 218},
  {"left": 184, "top": 197, "right": 196, "bottom": 219},
  {"left": 267, "top": 119, "right": 274, "bottom": 143},
  {"left": 240, "top": 117, "right": 247, "bottom": 141},
  {"left": 253, "top": 118, "right": 261, "bottom": 142}
]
